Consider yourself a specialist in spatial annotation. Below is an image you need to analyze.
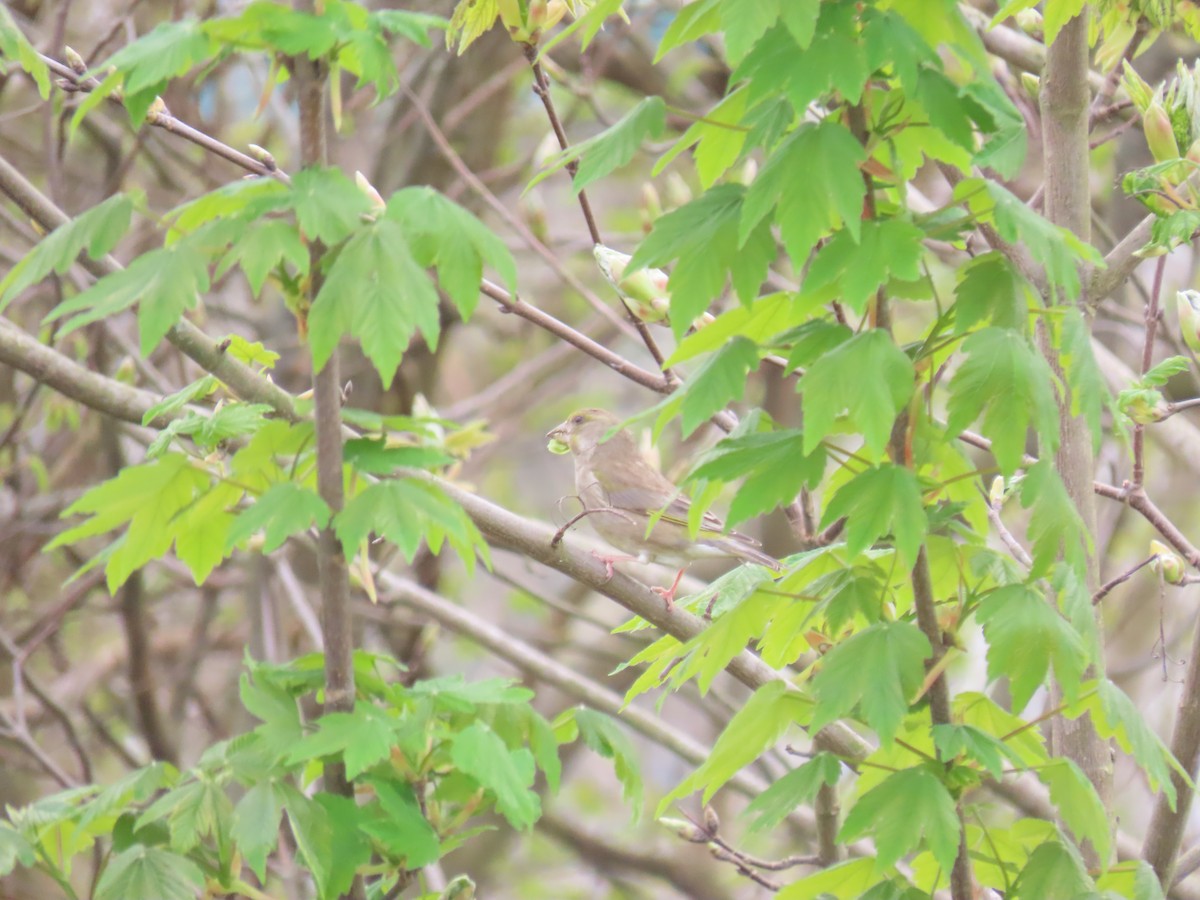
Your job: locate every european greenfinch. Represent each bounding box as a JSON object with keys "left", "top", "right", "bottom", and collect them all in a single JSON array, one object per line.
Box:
[{"left": 546, "top": 408, "right": 781, "bottom": 607}]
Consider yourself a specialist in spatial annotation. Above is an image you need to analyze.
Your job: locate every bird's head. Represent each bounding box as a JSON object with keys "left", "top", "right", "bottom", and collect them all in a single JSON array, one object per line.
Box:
[{"left": 546, "top": 408, "right": 622, "bottom": 455}]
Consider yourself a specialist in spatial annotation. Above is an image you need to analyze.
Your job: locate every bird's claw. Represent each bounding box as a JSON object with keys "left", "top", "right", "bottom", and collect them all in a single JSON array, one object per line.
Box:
[{"left": 651, "top": 585, "right": 676, "bottom": 611}]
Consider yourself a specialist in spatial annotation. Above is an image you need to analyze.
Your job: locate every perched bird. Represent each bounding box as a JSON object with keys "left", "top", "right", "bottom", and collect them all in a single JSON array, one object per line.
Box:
[
  {"left": 1177, "top": 289, "right": 1200, "bottom": 356},
  {"left": 546, "top": 408, "right": 781, "bottom": 607}
]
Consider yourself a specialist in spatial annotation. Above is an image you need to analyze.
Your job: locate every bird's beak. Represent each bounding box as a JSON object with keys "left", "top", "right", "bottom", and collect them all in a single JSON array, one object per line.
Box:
[{"left": 546, "top": 422, "right": 566, "bottom": 440}]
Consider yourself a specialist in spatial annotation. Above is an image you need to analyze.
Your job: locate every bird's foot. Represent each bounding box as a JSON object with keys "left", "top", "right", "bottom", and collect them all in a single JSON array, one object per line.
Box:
[
  {"left": 590, "top": 550, "right": 638, "bottom": 582},
  {"left": 652, "top": 568, "right": 687, "bottom": 611}
]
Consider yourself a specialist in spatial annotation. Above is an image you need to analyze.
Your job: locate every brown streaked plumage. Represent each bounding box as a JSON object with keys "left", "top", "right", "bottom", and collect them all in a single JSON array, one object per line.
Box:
[{"left": 546, "top": 408, "right": 780, "bottom": 607}]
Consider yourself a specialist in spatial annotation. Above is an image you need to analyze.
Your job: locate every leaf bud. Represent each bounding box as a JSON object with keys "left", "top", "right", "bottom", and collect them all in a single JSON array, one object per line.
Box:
[
  {"left": 988, "top": 476, "right": 1005, "bottom": 507},
  {"left": 248, "top": 144, "right": 277, "bottom": 171},
  {"left": 1020, "top": 72, "right": 1040, "bottom": 102},
  {"left": 1014, "top": 9, "right": 1043, "bottom": 35},
  {"left": 702, "top": 805, "right": 720, "bottom": 835},
  {"left": 1176, "top": 289, "right": 1200, "bottom": 355},
  {"left": 354, "top": 170, "right": 387, "bottom": 212},
  {"left": 1151, "top": 540, "right": 1186, "bottom": 584},
  {"left": 658, "top": 817, "right": 709, "bottom": 843},
  {"left": 1144, "top": 101, "right": 1181, "bottom": 164},
  {"left": 64, "top": 46, "right": 87, "bottom": 74}
]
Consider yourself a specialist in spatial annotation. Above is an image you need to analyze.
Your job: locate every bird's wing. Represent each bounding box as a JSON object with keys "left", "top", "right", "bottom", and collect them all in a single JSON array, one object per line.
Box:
[{"left": 589, "top": 447, "right": 735, "bottom": 533}]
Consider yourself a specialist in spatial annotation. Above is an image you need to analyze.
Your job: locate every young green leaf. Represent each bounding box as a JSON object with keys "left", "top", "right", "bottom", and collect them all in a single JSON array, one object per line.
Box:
[
  {"left": 0, "top": 192, "right": 135, "bottom": 311},
  {"left": 945, "top": 327, "right": 1059, "bottom": 475},
  {"left": 573, "top": 709, "right": 643, "bottom": 817},
  {"left": 820, "top": 464, "right": 928, "bottom": 567},
  {"left": 838, "top": 765, "right": 960, "bottom": 875},
  {"left": 975, "top": 584, "right": 1087, "bottom": 712},
  {"left": 802, "top": 218, "right": 925, "bottom": 315},
  {"left": 799, "top": 329, "right": 915, "bottom": 456},
  {"left": 811, "top": 621, "right": 931, "bottom": 745},
  {"left": 742, "top": 753, "right": 840, "bottom": 834},
  {"left": 225, "top": 482, "right": 332, "bottom": 553},
  {"left": 94, "top": 845, "right": 204, "bottom": 900},
  {"left": 450, "top": 723, "right": 541, "bottom": 829},
  {"left": 741, "top": 120, "right": 866, "bottom": 267}
]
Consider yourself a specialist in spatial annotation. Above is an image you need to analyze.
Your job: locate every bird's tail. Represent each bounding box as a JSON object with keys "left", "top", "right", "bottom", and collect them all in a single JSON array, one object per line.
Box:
[{"left": 724, "top": 538, "right": 782, "bottom": 572}]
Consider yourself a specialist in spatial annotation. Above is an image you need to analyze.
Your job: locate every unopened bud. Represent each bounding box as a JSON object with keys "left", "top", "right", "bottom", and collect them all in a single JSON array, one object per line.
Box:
[
  {"left": 355, "top": 171, "right": 387, "bottom": 212},
  {"left": 1020, "top": 72, "right": 1040, "bottom": 102},
  {"left": 146, "top": 96, "right": 169, "bottom": 121},
  {"left": 702, "top": 805, "right": 720, "bottom": 835},
  {"left": 248, "top": 144, "right": 277, "bottom": 171},
  {"left": 658, "top": 817, "right": 708, "bottom": 843},
  {"left": 64, "top": 46, "right": 87, "bottom": 74},
  {"left": 1151, "top": 540, "right": 1186, "bottom": 584},
  {"left": 1014, "top": 9, "right": 1043, "bottom": 35},
  {"left": 1144, "top": 101, "right": 1181, "bottom": 164},
  {"left": 665, "top": 171, "right": 692, "bottom": 208},
  {"left": 988, "top": 476, "right": 1005, "bottom": 507}
]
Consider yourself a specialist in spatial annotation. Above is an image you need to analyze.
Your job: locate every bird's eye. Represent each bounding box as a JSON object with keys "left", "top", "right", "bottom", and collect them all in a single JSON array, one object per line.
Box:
[{"left": 572, "top": 415, "right": 584, "bottom": 425}]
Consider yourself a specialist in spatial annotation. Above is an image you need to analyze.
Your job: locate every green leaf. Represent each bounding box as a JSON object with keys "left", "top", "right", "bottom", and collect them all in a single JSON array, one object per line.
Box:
[
  {"left": 976, "top": 584, "right": 1087, "bottom": 712},
  {"left": 94, "top": 845, "right": 204, "bottom": 900},
  {"left": 142, "top": 375, "right": 218, "bottom": 426},
  {"left": 226, "top": 482, "right": 332, "bottom": 553},
  {"left": 385, "top": 186, "right": 517, "bottom": 314},
  {"left": 811, "top": 621, "right": 931, "bottom": 745},
  {"left": 838, "top": 765, "right": 960, "bottom": 875},
  {"left": 231, "top": 781, "right": 287, "bottom": 881},
  {"left": 742, "top": 753, "right": 840, "bottom": 834},
  {"left": 0, "top": 192, "right": 135, "bottom": 312},
  {"left": 1077, "top": 679, "right": 1180, "bottom": 807},
  {"left": 952, "top": 252, "right": 1032, "bottom": 335},
  {"left": 742, "top": 121, "right": 866, "bottom": 266},
  {"left": 290, "top": 166, "right": 371, "bottom": 245},
  {"left": 656, "top": 0, "right": 721, "bottom": 60},
  {"left": 1141, "top": 356, "right": 1190, "bottom": 387},
  {"left": 43, "top": 242, "right": 209, "bottom": 356},
  {"left": 573, "top": 709, "right": 643, "bottom": 817},
  {"left": 1012, "top": 834, "right": 1093, "bottom": 899},
  {"left": 803, "top": 219, "right": 925, "bottom": 315},
  {"left": 944, "top": 327, "right": 1059, "bottom": 475},
  {"left": 216, "top": 219, "right": 309, "bottom": 296},
  {"left": 0, "top": 822, "right": 36, "bottom": 876},
  {"left": 1037, "top": 758, "right": 1111, "bottom": 863},
  {"left": 450, "top": 722, "right": 541, "bottom": 829},
  {"left": 972, "top": 182, "right": 1104, "bottom": 301},
  {"left": 1017, "top": 459, "right": 1089, "bottom": 578},
  {"left": 720, "top": 0, "right": 780, "bottom": 64},
  {"left": 1041, "top": 0, "right": 1088, "bottom": 46},
  {"left": 371, "top": 10, "right": 446, "bottom": 46},
  {"left": 820, "top": 464, "right": 928, "bottom": 567},
  {"left": 529, "top": 97, "right": 666, "bottom": 193},
  {"left": 799, "top": 329, "right": 914, "bottom": 456},
  {"left": 47, "top": 453, "right": 211, "bottom": 590},
  {"left": 360, "top": 780, "right": 440, "bottom": 867},
  {"left": 94, "top": 19, "right": 215, "bottom": 124},
  {"left": 658, "top": 681, "right": 809, "bottom": 814},
  {"left": 627, "top": 184, "right": 774, "bottom": 337},
  {"left": 677, "top": 337, "right": 760, "bottom": 436},
  {"left": 308, "top": 217, "right": 439, "bottom": 387},
  {"left": 777, "top": 859, "right": 879, "bottom": 900},
  {"left": 333, "top": 478, "right": 487, "bottom": 573},
  {"left": 344, "top": 439, "right": 454, "bottom": 474},
  {"left": 0, "top": 7, "right": 50, "bottom": 98},
  {"left": 931, "top": 724, "right": 1027, "bottom": 780},
  {"left": 287, "top": 704, "right": 398, "bottom": 779},
  {"left": 687, "top": 428, "right": 825, "bottom": 527}
]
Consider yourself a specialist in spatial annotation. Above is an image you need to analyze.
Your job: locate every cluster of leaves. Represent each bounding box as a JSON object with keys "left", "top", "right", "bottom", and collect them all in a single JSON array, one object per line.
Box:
[
  {"left": 0, "top": 651, "right": 639, "bottom": 900},
  {"left": 510, "top": 0, "right": 1180, "bottom": 894}
]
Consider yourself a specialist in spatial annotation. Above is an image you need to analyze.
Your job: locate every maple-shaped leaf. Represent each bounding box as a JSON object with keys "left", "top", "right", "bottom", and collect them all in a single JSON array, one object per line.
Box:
[
  {"left": 945, "top": 327, "right": 1059, "bottom": 475},
  {"left": 799, "top": 329, "right": 914, "bottom": 456},
  {"left": 820, "top": 464, "right": 928, "bottom": 567},
  {"left": 308, "top": 217, "right": 440, "bottom": 387},
  {"left": 741, "top": 120, "right": 866, "bottom": 267},
  {"left": 976, "top": 584, "right": 1087, "bottom": 712},
  {"left": 838, "top": 765, "right": 960, "bottom": 874},
  {"left": 0, "top": 192, "right": 135, "bottom": 312},
  {"left": 450, "top": 723, "right": 540, "bottom": 830},
  {"left": 803, "top": 218, "right": 925, "bottom": 314},
  {"left": 811, "top": 621, "right": 931, "bottom": 745},
  {"left": 952, "top": 252, "right": 1032, "bottom": 335},
  {"left": 225, "top": 482, "right": 331, "bottom": 554},
  {"left": 385, "top": 186, "right": 517, "bottom": 317},
  {"left": 627, "top": 184, "right": 775, "bottom": 336}
]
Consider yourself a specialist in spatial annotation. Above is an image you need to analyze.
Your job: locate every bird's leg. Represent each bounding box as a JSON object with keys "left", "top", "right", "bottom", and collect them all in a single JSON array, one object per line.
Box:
[
  {"left": 590, "top": 550, "right": 640, "bottom": 581},
  {"left": 651, "top": 567, "right": 687, "bottom": 610}
]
